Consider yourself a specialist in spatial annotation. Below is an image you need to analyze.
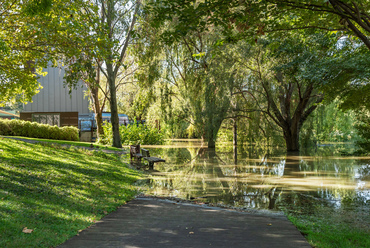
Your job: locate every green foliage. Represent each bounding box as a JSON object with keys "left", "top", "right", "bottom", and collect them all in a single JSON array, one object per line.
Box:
[
  {"left": 0, "top": 119, "right": 79, "bottom": 141},
  {"left": 143, "top": 27, "right": 236, "bottom": 147},
  {"left": 23, "top": 0, "right": 53, "bottom": 15},
  {"left": 227, "top": 31, "right": 342, "bottom": 151},
  {"left": 0, "top": 138, "right": 142, "bottom": 247},
  {"left": 354, "top": 110, "right": 370, "bottom": 153},
  {"left": 98, "top": 122, "right": 164, "bottom": 146},
  {"left": 0, "top": 119, "right": 12, "bottom": 135},
  {"left": 159, "top": 122, "right": 190, "bottom": 139},
  {"left": 300, "top": 102, "right": 359, "bottom": 146},
  {"left": 147, "top": 0, "right": 370, "bottom": 53},
  {"left": 0, "top": 0, "right": 91, "bottom": 105}
]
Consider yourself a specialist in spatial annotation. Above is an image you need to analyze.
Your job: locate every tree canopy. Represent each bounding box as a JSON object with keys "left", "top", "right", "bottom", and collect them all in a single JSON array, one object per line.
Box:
[{"left": 0, "top": 0, "right": 90, "bottom": 105}]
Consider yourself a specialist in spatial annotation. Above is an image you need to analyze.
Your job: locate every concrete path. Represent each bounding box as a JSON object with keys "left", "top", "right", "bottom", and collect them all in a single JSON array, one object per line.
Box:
[{"left": 58, "top": 197, "right": 311, "bottom": 248}]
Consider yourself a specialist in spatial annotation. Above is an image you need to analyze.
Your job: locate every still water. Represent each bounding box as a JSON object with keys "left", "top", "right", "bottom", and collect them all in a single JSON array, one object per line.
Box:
[{"left": 140, "top": 140, "right": 370, "bottom": 214}]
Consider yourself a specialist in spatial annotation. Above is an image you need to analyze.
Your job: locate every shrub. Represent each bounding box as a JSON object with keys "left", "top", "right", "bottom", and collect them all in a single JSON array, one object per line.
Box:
[
  {"left": 0, "top": 119, "right": 11, "bottom": 135},
  {"left": 98, "top": 121, "right": 164, "bottom": 146},
  {"left": 60, "top": 126, "right": 79, "bottom": 141},
  {"left": 0, "top": 119, "right": 79, "bottom": 141}
]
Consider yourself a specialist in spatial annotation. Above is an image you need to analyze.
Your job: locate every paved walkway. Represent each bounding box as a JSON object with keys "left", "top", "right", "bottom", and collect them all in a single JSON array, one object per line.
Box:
[{"left": 58, "top": 197, "right": 311, "bottom": 248}]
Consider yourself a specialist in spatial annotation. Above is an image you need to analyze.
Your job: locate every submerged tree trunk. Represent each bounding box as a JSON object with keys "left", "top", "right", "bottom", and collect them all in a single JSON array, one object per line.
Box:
[
  {"left": 208, "top": 137, "right": 216, "bottom": 148},
  {"left": 262, "top": 77, "right": 321, "bottom": 152},
  {"left": 233, "top": 118, "right": 237, "bottom": 147},
  {"left": 206, "top": 120, "right": 224, "bottom": 149},
  {"left": 284, "top": 127, "right": 300, "bottom": 152}
]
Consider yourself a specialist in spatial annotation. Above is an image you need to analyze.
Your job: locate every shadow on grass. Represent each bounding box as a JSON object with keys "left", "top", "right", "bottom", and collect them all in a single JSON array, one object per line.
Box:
[{"left": 0, "top": 139, "right": 142, "bottom": 248}]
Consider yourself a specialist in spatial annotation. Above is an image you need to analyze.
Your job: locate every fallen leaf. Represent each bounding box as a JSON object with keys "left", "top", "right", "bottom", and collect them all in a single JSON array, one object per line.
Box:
[
  {"left": 22, "top": 227, "right": 33, "bottom": 234},
  {"left": 189, "top": 232, "right": 194, "bottom": 234},
  {"left": 267, "top": 224, "right": 272, "bottom": 226}
]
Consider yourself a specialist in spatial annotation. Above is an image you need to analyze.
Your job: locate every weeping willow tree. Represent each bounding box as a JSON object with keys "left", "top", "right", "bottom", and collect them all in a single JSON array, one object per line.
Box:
[
  {"left": 135, "top": 12, "right": 238, "bottom": 147},
  {"left": 153, "top": 30, "right": 237, "bottom": 148}
]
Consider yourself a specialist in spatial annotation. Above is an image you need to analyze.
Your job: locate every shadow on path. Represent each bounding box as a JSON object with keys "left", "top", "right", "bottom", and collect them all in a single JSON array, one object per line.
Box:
[{"left": 58, "top": 197, "right": 311, "bottom": 248}]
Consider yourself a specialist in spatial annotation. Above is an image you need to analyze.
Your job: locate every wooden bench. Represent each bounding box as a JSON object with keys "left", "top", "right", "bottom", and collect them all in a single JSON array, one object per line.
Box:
[
  {"left": 141, "top": 148, "right": 165, "bottom": 169},
  {"left": 130, "top": 145, "right": 144, "bottom": 162}
]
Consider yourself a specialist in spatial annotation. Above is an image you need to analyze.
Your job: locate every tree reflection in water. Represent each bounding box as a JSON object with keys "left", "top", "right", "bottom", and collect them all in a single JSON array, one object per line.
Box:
[{"left": 145, "top": 141, "right": 370, "bottom": 212}]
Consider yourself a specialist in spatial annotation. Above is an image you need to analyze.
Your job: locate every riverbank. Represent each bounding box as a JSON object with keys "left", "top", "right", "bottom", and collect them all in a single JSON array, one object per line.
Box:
[
  {"left": 281, "top": 195, "right": 370, "bottom": 248},
  {"left": 0, "top": 138, "right": 142, "bottom": 248}
]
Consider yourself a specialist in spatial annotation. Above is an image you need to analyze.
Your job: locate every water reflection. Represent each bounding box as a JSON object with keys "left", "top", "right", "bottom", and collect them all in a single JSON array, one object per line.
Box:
[{"left": 143, "top": 140, "right": 370, "bottom": 211}]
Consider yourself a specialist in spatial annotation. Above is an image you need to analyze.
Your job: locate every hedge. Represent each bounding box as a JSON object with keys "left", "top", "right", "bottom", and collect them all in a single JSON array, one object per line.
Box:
[{"left": 0, "top": 119, "right": 79, "bottom": 141}]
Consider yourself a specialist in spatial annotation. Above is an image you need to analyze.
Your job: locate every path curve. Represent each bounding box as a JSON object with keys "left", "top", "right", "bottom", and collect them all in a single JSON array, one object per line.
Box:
[{"left": 58, "top": 197, "right": 311, "bottom": 248}]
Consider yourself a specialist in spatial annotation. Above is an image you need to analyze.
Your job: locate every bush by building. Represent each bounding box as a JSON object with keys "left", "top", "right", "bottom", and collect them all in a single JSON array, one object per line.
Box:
[{"left": 0, "top": 119, "right": 79, "bottom": 141}]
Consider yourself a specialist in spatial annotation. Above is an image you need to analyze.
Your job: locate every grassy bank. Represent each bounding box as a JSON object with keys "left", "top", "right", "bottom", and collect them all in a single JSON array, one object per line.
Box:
[
  {"left": 281, "top": 197, "right": 370, "bottom": 248},
  {"left": 2, "top": 136, "right": 125, "bottom": 151},
  {"left": 288, "top": 214, "right": 370, "bottom": 248},
  {"left": 0, "top": 137, "right": 142, "bottom": 248}
]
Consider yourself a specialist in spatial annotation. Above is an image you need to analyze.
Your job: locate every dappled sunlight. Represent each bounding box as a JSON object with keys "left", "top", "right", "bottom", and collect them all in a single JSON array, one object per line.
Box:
[
  {"left": 0, "top": 138, "right": 142, "bottom": 247},
  {"left": 198, "top": 227, "right": 228, "bottom": 232},
  {"left": 141, "top": 204, "right": 162, "bottom": 209}
]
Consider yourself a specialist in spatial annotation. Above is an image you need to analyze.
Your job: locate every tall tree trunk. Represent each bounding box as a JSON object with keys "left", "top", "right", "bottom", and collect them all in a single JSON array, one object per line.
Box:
[
  {"left": 107, "top": 63, "right": 122, "bottom": 148},
  {"left": 105, "top": 0, "right": 122, "bottom": 148},
  {"left": 91, "top": 86, "right": 104, "bottom": 139},
  {"left": 90, "top": 65, "right": 105, "bottom": 140}
]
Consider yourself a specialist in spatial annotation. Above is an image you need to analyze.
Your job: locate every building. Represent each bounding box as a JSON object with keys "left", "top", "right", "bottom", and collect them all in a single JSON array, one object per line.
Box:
[
  {"left": 20, "top": 65, "right": 91, "bottom": 127},
  {"left": 20, "top": 65, "right": 130, "bottom": 142}
]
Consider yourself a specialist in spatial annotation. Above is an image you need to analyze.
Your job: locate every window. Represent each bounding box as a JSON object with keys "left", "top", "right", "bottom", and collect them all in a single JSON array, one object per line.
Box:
[{"left": 32, "top": 114, "right": 60, "bottom": 126}]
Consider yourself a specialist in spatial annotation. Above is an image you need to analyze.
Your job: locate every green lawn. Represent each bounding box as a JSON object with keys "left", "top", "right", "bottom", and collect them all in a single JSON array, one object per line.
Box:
[
  {"left": 283, "top": 201, "right": 370, "bottom": 248},
  {"left": 289, "top": 214, "right": 370, "bottom": 248},
  {"left": 0, "top": 137, "right": 143, "bottom": 248}
]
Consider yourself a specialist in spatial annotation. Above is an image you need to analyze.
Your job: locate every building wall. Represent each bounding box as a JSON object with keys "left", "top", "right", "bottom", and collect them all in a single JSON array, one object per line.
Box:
[
  {"left": 20, "top": 112, "right": 79, "bottom": 127},
  {"left": 23, "top": 66, "right": 90, "bottom": 114}
]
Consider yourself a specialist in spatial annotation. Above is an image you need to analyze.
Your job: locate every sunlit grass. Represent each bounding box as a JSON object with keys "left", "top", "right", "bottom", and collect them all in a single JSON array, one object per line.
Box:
[
  {"left": 2, "top": 135, "right": 125, "bottom": 151},
  {"left": 288, "top": 213, "right": 370, "bottom": 248},
  {"left": 282, "top": 197, "right": 370, "bottom": 248},
  {"left": 0, "top": 137, "right": 143, "bottom": 248}
]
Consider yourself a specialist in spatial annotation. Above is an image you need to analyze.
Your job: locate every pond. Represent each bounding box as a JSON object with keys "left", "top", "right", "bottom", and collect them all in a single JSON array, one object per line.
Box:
[{"left": 139, "top": 140, "right": 370, "bottom": 229}]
